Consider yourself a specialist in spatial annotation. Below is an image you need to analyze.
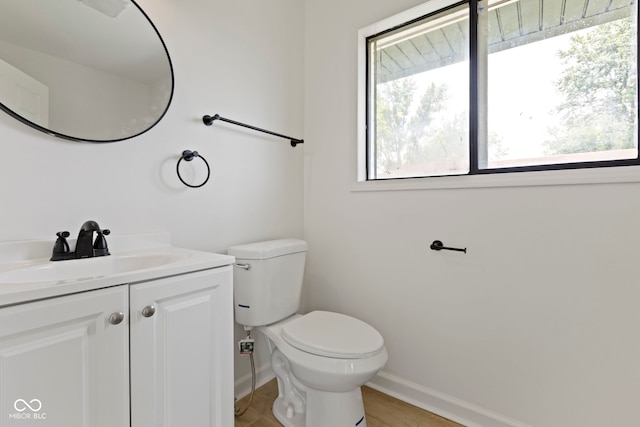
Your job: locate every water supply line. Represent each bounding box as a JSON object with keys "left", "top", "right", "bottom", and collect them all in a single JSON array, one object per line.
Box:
[{"left": 234, "top": 326, "right": 256, "bottom": 417}]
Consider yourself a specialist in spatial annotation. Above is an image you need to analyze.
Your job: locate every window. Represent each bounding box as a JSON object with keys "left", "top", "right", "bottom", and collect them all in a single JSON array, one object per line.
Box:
[{"left": 360, "top": 0, "right": 639, "bottom": 181}]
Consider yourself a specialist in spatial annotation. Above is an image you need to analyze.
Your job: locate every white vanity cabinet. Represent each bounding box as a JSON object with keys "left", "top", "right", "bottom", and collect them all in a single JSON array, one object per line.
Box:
[
  {"left": 130, "top": 267, "right": 233, "bottom": 427},
  {"left": 0, "top": 285, "right": 130, "bottom": 426},
  {"left": 0, "top": 266, "right": 233, "bottom": 427}
]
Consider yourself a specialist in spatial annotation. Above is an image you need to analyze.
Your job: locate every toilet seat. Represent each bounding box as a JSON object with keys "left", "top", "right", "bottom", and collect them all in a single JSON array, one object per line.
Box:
[{"left": 281, "top": 311, "right": 384, "bottom": 359}]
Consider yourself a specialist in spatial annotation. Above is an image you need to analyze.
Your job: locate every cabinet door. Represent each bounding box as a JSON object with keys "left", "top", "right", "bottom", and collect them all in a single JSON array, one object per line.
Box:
[
  {"left": 130, "top": 267, "right": 233, "bottom": 427},
  {"left": 0, "top": 286, "right": 129, "bottom": 427}
]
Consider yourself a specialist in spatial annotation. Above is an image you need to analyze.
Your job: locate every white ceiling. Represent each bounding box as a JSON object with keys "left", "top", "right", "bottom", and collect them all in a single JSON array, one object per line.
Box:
[{"left": 0, "top": 0, "right": 170, "bottom": 83}]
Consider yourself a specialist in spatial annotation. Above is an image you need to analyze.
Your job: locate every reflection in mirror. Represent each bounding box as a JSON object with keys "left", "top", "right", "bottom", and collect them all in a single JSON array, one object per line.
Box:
[{"left": 0, "top": 0, "right": 173, "bottom": 142}]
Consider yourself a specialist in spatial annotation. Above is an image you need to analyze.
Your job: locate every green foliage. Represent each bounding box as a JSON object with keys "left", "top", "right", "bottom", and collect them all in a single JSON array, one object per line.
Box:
[
  {"left": 376, "top": 77, "right": 420, "bottom": 169},
  {"left": 375, "top": 77, "right": 468, "bottom": 175},
  {"left": 544, "top": 18, "right": 637, "bottom": 155}
]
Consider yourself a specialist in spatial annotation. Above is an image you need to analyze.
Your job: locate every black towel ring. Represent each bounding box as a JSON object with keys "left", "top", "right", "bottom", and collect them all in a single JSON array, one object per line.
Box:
[{"left": 176, "top": 150, "right": 210, "bottom": 188}]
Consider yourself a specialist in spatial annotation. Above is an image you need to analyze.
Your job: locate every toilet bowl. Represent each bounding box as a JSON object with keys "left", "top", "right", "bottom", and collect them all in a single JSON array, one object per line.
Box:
[
  {"left": 260, "top": 312, "right": 388, "bottom": 427},
  {"left": 228, "top": 239, "right": 387, "bottom": 427}
]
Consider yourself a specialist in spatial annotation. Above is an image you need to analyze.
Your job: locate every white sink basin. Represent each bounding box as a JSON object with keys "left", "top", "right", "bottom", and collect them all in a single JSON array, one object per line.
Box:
[
  {"left": 0, "top": 253, "right": 181, "bottom": 284},
  {"left": 0, "top": 233, "right": 235, "bottom": 307}
]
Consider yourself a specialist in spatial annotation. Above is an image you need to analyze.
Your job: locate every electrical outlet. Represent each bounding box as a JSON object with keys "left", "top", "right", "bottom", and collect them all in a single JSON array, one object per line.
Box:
[{"left": 238, "top": 338, "right": 255, "bottom": 354}]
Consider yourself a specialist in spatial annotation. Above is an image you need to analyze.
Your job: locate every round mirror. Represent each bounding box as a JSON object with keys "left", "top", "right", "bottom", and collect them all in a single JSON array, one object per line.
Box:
[{"left": 0, "top": 0, "right": 173, "bottom": 142}]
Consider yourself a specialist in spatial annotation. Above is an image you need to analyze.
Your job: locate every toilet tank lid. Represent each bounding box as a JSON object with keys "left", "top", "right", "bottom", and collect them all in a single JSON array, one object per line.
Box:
[{"left": 228, "top": 239, "right": 308, "bottom": 260}]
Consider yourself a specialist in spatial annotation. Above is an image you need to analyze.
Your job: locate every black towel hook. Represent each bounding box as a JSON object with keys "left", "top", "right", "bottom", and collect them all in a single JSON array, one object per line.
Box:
[
  {"left": 176, "top": 150, "right": 210, "bottom": 188},
  {"left": 430, "top": 240, "right": 467, "bottom": 254}
]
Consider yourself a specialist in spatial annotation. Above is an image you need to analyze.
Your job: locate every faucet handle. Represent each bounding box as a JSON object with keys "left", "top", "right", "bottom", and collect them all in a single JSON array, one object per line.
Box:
[
  {"left": 51, "top": 231, "right": 71, "bottom": 261},
  {"left": 93, "top": 228, "right": 111, "bottom": 256}
]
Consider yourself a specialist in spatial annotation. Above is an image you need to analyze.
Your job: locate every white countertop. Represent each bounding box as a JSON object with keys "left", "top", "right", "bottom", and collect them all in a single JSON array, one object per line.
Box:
[{"left": 0, "top": 232, "right": 235, "bottom": 307}]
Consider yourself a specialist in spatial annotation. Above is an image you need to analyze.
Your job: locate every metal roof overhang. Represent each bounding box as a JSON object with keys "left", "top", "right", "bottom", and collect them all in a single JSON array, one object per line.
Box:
[{"left": 375, "top": 0, "right": 635, "bottom": 83}]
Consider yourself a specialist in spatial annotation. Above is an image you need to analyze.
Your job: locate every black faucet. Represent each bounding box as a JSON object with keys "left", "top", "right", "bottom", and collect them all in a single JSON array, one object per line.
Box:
[
  {"left": 75, "top": 220, "right": 99, "bottom": 258},
  {"left": 51, "top": 220, "right": 111, "bottom": 261}
]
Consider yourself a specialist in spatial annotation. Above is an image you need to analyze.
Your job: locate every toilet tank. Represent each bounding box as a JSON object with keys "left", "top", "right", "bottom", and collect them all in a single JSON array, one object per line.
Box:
[{"left": 228, "top": 239, "right": 308, "bottom": 327}]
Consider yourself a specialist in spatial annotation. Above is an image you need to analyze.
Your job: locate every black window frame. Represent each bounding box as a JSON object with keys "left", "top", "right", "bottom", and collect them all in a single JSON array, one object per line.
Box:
[{"left": 364, "top": 0, "right": 640, "bottom": 181}]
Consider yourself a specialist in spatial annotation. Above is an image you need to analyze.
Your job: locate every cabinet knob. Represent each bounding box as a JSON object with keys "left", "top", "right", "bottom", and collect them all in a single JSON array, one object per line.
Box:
[
  {"left": 108, "top": 312, "right": 125, "bottom": 325},
  {"left": 141, "top": 305, "right": 156, "bottom": 318}
]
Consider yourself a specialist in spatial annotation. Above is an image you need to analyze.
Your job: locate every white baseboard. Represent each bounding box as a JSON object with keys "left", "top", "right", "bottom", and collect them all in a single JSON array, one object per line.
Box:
[
  {"left": 234, "top": 361, "right": 275, "bottom": 400},
  {"left": 234, "top": 365, "right": 532, "bottom": 427},
  {"left": 367, "top": 371, "right": 533, "bottom": 427}
]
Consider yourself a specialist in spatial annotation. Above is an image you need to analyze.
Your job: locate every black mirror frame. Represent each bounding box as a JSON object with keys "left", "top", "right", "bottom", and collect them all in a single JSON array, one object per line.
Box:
[{"left": 0, "top": 0, "right": 174, "bottom": 143}]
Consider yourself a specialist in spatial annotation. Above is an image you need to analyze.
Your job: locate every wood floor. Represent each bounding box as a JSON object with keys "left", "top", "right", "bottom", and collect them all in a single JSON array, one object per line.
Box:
[{"left": 234, "top": 379, "right": 465, "bottom": 427}]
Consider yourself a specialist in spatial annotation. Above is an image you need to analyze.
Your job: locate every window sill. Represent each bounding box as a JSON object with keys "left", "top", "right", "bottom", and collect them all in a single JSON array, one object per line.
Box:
[{"left": 350, "top": 165, "right": 640, "bottom": 192}]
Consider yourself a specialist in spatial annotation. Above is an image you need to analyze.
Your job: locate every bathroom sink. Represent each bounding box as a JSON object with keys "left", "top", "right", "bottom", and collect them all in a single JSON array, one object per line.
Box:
[
  {"left": 0, "top": 233, "right": 235, "bottom": 307},
  {"left": 0, "top": 253, "right": 181, "bottom": 284}
]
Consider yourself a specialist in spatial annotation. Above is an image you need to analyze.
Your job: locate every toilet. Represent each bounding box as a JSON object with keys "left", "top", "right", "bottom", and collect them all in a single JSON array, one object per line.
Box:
[{"left": 228, "top": 239, "right": 388, "bottom": 427}]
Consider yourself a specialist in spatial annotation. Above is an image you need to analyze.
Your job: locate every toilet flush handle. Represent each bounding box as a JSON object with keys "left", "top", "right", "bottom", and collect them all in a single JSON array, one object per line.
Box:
[{"left": 235, "top": 263, "right": 251, "bottom": 270}]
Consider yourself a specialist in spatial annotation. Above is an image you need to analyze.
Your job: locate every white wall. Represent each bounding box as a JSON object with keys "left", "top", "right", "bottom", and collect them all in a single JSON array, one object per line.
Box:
[
  {"left": 303, "top": 1, "right": 640, "bottom": 427},
  {"left": 0, "top": 0, "right": 304, "bottom": 393}
]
